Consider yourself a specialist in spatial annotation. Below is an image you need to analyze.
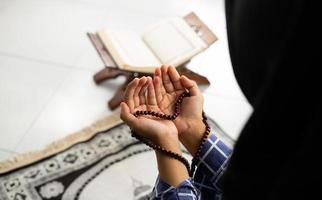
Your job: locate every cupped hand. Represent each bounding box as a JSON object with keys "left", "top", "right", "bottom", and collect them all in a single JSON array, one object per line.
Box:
[
  {"left": 120, "top": 76, "right": 180, "bottom": 150},
  {"left": 153, "top": 65, "right": 206, "bottom": 155},
  {"left": 121, "top": 76, "right": 190, "bottom": 185}
]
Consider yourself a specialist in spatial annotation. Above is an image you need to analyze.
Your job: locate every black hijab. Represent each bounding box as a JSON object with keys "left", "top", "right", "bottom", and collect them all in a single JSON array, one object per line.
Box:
[{"left": 223, "top": 0, "right": 321, "bottom": 199}]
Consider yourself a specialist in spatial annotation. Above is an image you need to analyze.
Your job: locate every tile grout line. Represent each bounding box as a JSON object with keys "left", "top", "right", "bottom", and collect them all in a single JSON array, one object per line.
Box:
[
  {"left": 12, "top": 68, "right": 75, "bottom": 154},
  {"left": 0, "top": 50, "right": 104, "bottom": 154}
]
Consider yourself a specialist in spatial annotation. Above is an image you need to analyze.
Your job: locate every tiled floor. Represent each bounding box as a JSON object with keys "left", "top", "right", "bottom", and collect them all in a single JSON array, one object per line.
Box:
[{"left": 0, "top": 0, "right": 252, "bottom": 161}]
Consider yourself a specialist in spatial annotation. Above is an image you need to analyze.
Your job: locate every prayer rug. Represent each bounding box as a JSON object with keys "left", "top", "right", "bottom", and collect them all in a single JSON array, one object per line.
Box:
[{"left": 0, "top": 113, "right": 234, "bottom": 200}]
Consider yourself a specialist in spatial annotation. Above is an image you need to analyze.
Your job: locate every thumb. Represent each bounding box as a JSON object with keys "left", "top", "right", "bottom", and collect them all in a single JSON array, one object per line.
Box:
[
  {"left": 120, "top": 102, "right": 138, "bottom": 128},
  {"left": 180, "top": 75, "right": 200, "bottom": 96}
]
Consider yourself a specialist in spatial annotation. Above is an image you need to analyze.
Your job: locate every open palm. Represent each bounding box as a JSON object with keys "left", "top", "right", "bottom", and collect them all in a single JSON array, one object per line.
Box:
[
  {"left": 120, "top": 76, "right": 178, "bottom": 145},
  {"left": 153, "top": 66, "right": 204, "bottom": 136},
  {"left": 153, "top": 68, "right": 185, "bottom": 114}
]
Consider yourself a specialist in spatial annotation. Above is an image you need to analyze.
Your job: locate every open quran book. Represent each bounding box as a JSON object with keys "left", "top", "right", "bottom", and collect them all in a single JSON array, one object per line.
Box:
[{"left": 94, "top": 12, "right": 217, "bottom": 73}]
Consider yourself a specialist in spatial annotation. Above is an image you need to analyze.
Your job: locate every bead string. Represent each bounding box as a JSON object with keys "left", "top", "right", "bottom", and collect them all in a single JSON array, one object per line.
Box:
[
  {"left": 190, "top": 112, "right": 211, "bottom": 177},
  {"left": 131, "top": 133, "right": 191, "bottom": 177},
  {"left": 131, "top": 91, "right": 210, "bottom": 177}
]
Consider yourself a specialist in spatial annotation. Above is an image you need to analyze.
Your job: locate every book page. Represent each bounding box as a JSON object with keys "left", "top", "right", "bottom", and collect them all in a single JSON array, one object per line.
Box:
[
  {"left": 142, "top": 17, "right": 207, "bottom": 67},
  {"left": 98, "top": 29, "right": 161, "bottom": 68}
]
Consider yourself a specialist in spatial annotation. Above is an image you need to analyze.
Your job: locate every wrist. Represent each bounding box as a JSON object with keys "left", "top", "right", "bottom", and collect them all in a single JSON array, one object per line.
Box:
[
  {"left": 154, "top": 132, "right": 181, "bottom": 154},
  {"left": 179, "top": 121, "right": 209, "bottom": 156},
  {"left": 154, "top": 134, "right": 190, "bottom": 185},
  {"left": 155, "top": 148, "right": 189, "bottom": 186}
]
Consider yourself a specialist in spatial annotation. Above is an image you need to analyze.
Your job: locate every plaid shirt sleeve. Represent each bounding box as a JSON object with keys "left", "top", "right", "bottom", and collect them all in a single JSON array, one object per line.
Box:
[
  {"left": 149, "top": 133, "right": 232, "bottom": 200},
  {"left": 150, "top": 176, "right": 201, "bottom": 200},
  {"left": 193, "top": 134, "right": 232, "bottom": 199}
]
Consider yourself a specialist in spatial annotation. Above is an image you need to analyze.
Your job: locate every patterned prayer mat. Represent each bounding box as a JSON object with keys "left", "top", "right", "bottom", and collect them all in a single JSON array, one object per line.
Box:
[{"left": 0, "top": 114, "right": 234, "bottom": 200}]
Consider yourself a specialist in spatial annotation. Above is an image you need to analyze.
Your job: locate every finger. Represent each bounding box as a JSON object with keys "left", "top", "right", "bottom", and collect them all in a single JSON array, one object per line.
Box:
[
  {"left": 154, "top": 67, "right": 166, "bottom": 103},
  {"left": 180, "top": 75, "right": 200, "bottom": 96},
  {"left": 153, "top": 76, "right": 164, "bottom": 103},
  {"left": 154, "top": 67, "right": 166, "bottom": 95},
  {"left": 161, "top": 65, "right": 175, "bottom": 93},
  {"left": 124, "top": 78, "right": 139, "bottom": 111},
  {"left": 147, "top": 77, "right": 157, "bottom": 105},
  {"left": 168, "top": 66, "right": 183, "bottom": 90},
  {"left": 120, "top": 102, "right": 138, "bottom": 128},
  {"left": 154, "top": 67, "right": 162, "bottom": 77},
  {"left": 139, "top": 79, "right": 149, "bottom": 105},
  {"left": 134, "top": 77, "right": 147, "bottom": 107}
]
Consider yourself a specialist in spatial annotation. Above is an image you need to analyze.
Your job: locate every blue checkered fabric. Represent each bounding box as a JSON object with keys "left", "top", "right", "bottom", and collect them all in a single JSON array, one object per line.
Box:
[{"left": 150, "top": 134, "right": 232, "bottom": 200}]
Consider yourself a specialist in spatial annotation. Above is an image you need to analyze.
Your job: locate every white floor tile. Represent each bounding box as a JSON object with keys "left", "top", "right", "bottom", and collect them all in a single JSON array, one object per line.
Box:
[
  {"left": 204, "top": 93, "right": 253, "bottom": 141},
  {"left": 0, "top": 55, "right": 70, "bottom": 150},
  {"left": 0, "top": 0, "right": 115, "bottom": 69},
  {"left": 0, "top": 0, "right": 11, "bottom": 10},
  {"left": 70, "top": 0, "right": 222, "bottom": 20},
  {"left": 15, "top": 69, "right": 123, "bottom": 153},
  {"left": 0, "top": 0, "right": 227, "bottom": 72}
]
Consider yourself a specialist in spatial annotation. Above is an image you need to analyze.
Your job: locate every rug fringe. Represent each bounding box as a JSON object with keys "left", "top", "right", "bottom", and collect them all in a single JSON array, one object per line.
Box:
[{"left": 0, "top": 113, "right": 123, "bottom": 175}]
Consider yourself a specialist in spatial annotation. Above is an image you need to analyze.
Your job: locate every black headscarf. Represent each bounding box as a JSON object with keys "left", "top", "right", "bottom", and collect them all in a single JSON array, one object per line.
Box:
[{"left": 223, "top": 0, "right": 321, "bottom": 199}]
